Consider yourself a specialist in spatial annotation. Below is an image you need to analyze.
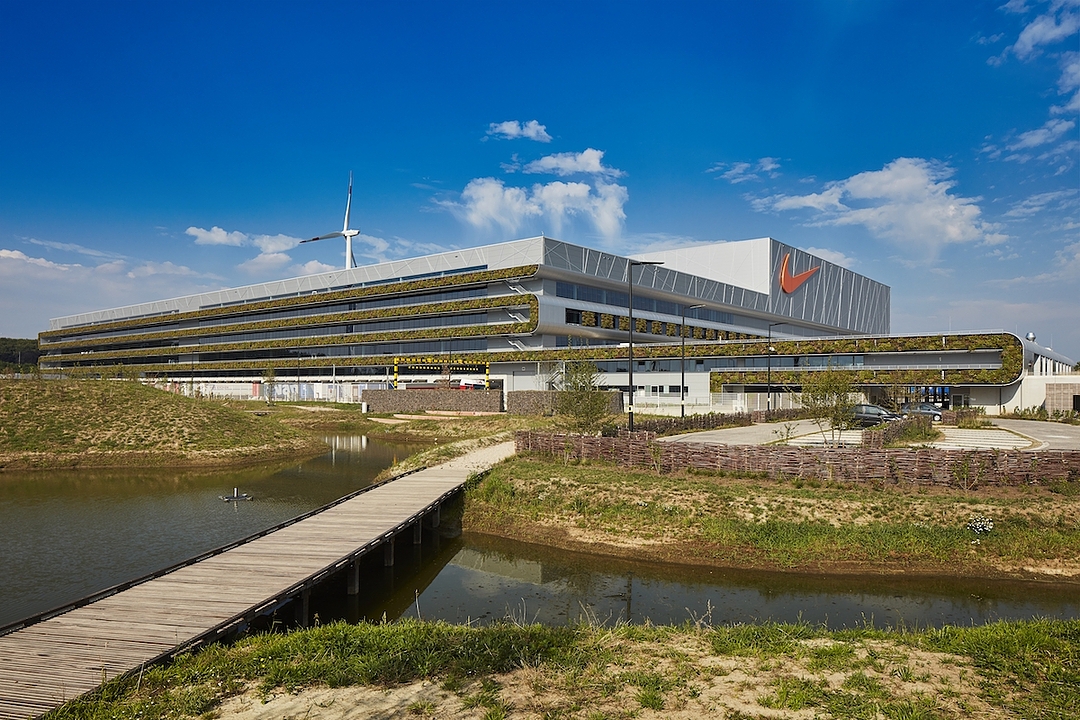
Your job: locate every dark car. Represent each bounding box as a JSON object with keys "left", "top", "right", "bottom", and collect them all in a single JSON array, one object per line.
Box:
[
  {"left": 852, "top": 403, "right": 902, "bottom": 427},
  {"left": 900, "top": 402, "right": 943, "bottom": 422}
]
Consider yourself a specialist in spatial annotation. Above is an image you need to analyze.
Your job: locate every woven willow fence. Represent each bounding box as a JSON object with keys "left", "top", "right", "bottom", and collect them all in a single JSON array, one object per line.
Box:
[{"left": 515, "top": 431, "right": 1080, "bottom": 487}]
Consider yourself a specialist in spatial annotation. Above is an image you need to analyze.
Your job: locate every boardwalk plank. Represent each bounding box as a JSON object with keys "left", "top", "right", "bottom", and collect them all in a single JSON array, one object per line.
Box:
[{"left": 0, "top": 442, "right": 514, "bottom": 720}]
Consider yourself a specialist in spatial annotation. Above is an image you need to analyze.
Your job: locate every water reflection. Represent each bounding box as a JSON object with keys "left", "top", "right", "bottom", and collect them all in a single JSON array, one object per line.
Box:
[
  {"left": 325, "top": 532, "right": 1079, "bottom": 630},
  {"left": 4, "top": 439, "right": 1078, "bottom": 633},
  {"left": 0, "top": 435, "right": 422, "bottom": 627}
]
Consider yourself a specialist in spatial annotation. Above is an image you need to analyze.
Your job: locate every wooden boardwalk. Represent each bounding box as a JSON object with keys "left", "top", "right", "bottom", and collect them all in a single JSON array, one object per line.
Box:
[{"left": 0, "top": 442, "right": 514, "bottom": 719}]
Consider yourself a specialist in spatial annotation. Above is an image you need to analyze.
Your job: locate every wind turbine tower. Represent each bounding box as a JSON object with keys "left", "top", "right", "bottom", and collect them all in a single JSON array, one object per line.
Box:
[{"left": 301, "top": 173, "right": 359, "bottom": 269}]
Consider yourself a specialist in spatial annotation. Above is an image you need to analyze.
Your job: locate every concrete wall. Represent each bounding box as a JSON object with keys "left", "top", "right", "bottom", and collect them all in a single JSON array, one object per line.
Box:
[
  {"left": 1046, "top": 382, "right": 1080, "bottom": 414},
  {"left": 361, "top": 389, "right": 504, "bottom": 414}
]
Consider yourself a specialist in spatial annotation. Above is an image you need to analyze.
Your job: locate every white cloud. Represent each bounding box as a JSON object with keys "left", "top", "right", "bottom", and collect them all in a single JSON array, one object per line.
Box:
[
  {"left": 486, "top": 120, "right": 552, "bottom": 142},
  {"left": 804, "top": 247, "right": 857, "bottom": 268},
  {"left": 290, "top": 260, "right": 339, "bottom": 276},
  {"left": 251, "top": 233, "right": 302, "bottom": 254},
  {"left": 0, "top": 248, "right": 74, "bottom": 270},
  {"left": 125, "top": 261, "right": 201, "bottom": 279},
  {"left": 1003, "top": 188, "right": 1078, "bottom": 217},
  {"left": 754, "top": 158, "right": 1008, "bottom": 260},
  {"left": 991, "top": 239, "right": 1080, "bottom": 285},
  {"left": 1053, "top": 50, "right": 1080, "bottom": 114},
  {"left": 523, "top": 148, "right": 625, "bottom": 178},
  {"left": 1009, "top": 3, "right": 1080, "bottom": 60},
  {"left": 1008, "top": 117, "right": 1077, "bottom": 149},
  {"left": 0, "top": 248, "right": 218, "bottom": 337},
  {"left": 708, "top": 157, "right": 782, "bottom": 183},
  {"left": 186, "top": 226, "right": 247, "bottom": 246},
  {"left": 989, "top": 3, "right": 1080, "bottom": 169},
  {"left": 442, "top": 175, "right": 629, "bottom": 239},
  {"left": 238, "top": 252, "right": 292, "bottom": 275},
  {"left": 186, "top": 225, "right": 308, "bottom": 275},
  {"left": 26, "top": 238, "right": 121, "bottom": 259},
  {"left": 455, "top": 177, "right": 541, "bottom": 233}
]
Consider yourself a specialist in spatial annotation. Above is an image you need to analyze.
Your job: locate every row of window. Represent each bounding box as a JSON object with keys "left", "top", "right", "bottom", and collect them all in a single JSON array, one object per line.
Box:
[
  {"left": 77, "top": 338, "right": 491, "bottom": 368},
  {"left": 555, "top": 281, "right": 735, "bottom": 324},
  {"left": 565, "top": 308, "right": 757, "bottom": 342},
  {"left": 198, "top": 287, "right": 487, "bottom": 328},
  {"left": 50, "top": 287, "right": 492, "bottom": 345},
  {"left": 203, "top": 311, "right": 493, "bottom": 346},
  {"left": 586, "top": 355, "right": 866, "bottom": 373}
]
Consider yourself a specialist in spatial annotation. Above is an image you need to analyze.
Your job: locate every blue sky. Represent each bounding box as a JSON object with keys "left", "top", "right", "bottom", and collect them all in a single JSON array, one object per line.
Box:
[{"left": 1, "top": 1, "right": 1077, "bottom": 358}]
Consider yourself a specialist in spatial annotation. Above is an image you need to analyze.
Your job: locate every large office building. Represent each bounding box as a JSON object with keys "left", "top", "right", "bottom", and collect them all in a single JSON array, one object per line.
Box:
[{"left": 39, "top": 236, "right": 1075, "bottom": 414}]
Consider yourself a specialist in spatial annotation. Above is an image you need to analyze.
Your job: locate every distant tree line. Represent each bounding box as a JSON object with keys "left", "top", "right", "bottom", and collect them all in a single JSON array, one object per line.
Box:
[{"left": 0, "top": 338, "right": 40, "bottom": 372}]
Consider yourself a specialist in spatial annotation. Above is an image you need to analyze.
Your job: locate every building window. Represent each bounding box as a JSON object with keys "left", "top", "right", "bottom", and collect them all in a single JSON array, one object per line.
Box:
[{"left": 565, "top": 308, "right": 582, "bottom": 325}]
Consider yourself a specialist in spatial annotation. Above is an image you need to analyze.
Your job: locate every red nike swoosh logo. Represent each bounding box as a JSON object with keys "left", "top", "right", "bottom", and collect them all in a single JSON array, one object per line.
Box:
[{"left": 779, "top": 253, "right": 820, "bottom": 293}]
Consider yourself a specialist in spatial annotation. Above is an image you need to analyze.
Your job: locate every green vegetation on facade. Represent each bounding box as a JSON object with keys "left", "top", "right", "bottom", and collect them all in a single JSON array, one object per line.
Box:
[
  {"left": 39, "top": 265, "right": 541, "bottom": 342},
  {"left": 45, "top": 618, "right": 1079, "bottom": 720},
  {"left": 50, "top": 332, "right": 1026, "bottom": 391},
  {"left": 709, "top": 333, "right": 1024, "bottom": 388},
  {"left": 41, "top": 295, "right": 538, "bottom": 353}
]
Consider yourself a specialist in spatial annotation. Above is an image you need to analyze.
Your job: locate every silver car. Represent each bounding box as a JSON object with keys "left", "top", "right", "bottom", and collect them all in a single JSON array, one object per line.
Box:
[{"left": 900, "top": 402, "right": 943, "bottom": 422}]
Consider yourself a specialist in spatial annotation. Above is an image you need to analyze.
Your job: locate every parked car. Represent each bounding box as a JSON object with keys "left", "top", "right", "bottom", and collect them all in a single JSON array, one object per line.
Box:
[
  {"left": 852, "top": 404, "right": 902, "bottom": 427},
  {"left": 900, "top": 402, "right": 943, "bottom": 422}
]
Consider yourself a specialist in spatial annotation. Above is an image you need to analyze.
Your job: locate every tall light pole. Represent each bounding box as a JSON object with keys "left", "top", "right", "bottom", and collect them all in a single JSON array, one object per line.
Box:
[
  {"left": 627, "top": 259, "right": 663, "bottom": 432},
  {"left": 681, "top": 303, "right": 705, "bottom": 418},
  {"left": 766, "top": 322, "right": 787, "bottom": 416}
]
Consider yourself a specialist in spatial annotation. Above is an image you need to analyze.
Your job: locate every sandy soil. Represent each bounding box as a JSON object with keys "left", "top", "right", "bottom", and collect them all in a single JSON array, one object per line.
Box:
[{"left": 213, "top": 633, "right": 1006, "bottom": 720}]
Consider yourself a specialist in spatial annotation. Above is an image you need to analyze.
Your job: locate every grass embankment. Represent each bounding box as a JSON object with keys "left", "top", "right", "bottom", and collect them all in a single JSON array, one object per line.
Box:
[
  {"left": 49, "top": 618, "right": 1079, "bottom": 719},
  {"left": 0, "top": 380, "right": 326, "bottom": 469},
  {"left": 465, "top": 458, "right": 1080, "bottom": 581},
  {"left": 274, "top": 404, "right": 559, "bottom": 442}
]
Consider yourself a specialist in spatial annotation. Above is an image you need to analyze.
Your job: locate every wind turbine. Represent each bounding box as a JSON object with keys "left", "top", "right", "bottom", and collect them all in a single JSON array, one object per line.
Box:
[{"left": 301, "top": 173, "right": 359, "bottom": 269}]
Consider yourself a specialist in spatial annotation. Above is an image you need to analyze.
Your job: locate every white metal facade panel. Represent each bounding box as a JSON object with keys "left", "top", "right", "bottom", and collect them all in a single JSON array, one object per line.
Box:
[{"left": 630, "top": 238, "right": 772, "bottom": 294}]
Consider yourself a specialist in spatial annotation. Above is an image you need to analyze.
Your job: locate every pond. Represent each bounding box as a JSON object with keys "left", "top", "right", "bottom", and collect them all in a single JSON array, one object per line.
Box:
[
  {"left": 0, "top": 435, "right": 422, "bottom": 628},
  {"left": 307, "top": 527, "right": 1080, "bottom": 631},
  {"left": 2, "top": 438, "right": 1076, "bottom": 632}
]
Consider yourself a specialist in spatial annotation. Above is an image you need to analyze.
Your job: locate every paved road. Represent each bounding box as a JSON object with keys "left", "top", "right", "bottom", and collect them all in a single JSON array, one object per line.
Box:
[
  {"left": 658, "top": 419, "right": 824, "bottom": 445},
  {"left": 991, "top": 418, "right": 1080, "bottom": 450},
  {"left": 660, "top": 418, "right": 1080, "bottom": 451}
]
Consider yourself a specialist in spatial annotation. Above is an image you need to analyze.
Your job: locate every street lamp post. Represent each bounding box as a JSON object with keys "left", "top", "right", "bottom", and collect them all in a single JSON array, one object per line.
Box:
[
  {"left": 627, "top": 260, "right": 663, "bottom": 432},
  {"left": 766, "top": 322, "right": 787, "bottom": 416},
  {"left": 681, "top": 303, "right": 705, "bottom": 418}
]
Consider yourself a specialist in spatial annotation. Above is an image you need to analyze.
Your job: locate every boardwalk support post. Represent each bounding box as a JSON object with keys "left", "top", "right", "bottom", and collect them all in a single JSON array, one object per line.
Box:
[
  {"left": 384, "top": 538, "right": 395, "bottom": 566},
  {"left": 429, "top": 504, "right": 440, "bottom": 529},
  {"left": 413, "top": 521, "right": 423, "bottom": 544},
  {"left": 347, "top": 560, "right": 360, "bottom": 595},
  {"left": 296, "top": 588, "right": 310, "bottom": 627}
]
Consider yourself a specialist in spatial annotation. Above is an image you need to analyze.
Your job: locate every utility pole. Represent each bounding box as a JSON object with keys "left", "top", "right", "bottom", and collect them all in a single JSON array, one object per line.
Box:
[
  {"left": 627, "top": 260, "right": 663, "bottom": 432},
  {"left": 681, "top": 304, "right": 705, "bottom": 418}
]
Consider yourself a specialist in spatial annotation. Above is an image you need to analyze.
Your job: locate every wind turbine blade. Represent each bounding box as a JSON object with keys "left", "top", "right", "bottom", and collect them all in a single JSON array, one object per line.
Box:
[
  {"left": 301, "top": 231, "right": 344, "bottom": 243},
  {"left": 342, "top": 172, "right": 353, "bottom": 232},
  {"left": 350, "top": 249, "right": 358, "bottom": 268}
]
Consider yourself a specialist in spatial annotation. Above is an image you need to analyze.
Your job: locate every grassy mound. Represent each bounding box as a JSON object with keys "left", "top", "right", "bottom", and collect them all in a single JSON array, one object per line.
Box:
[
  {"left": 0, "top": 380, "right": 326, "bottom": 469},
  {"left": 465, "top": 457, "right": 1080, "bottom": 580},
  {"left": 49, "top": 618, "right": 1080, "bottom": 720}
]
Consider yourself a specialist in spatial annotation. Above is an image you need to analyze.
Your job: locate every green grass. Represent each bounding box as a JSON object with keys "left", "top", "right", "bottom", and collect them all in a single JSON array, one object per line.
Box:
[
  {"left": 464, "top": 457, "right": 1080, "bottom": 574},
  {"left": 0, "top": 379, "right": 323, "bottom": 466},
  {"left": 42, "top": 619, "right": 1080, "bottom": 720}
]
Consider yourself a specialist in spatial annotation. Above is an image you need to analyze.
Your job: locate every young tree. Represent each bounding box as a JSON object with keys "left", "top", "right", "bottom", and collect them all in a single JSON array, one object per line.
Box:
[
  {"left": 555, "top": 361, "right": 611, "bottom": 434},
  {"left": 262, "top": 367, "right": 277, "bottom": 405},
  {"left": 799, "top": 366, "right": 857, "bottom": 447}
]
